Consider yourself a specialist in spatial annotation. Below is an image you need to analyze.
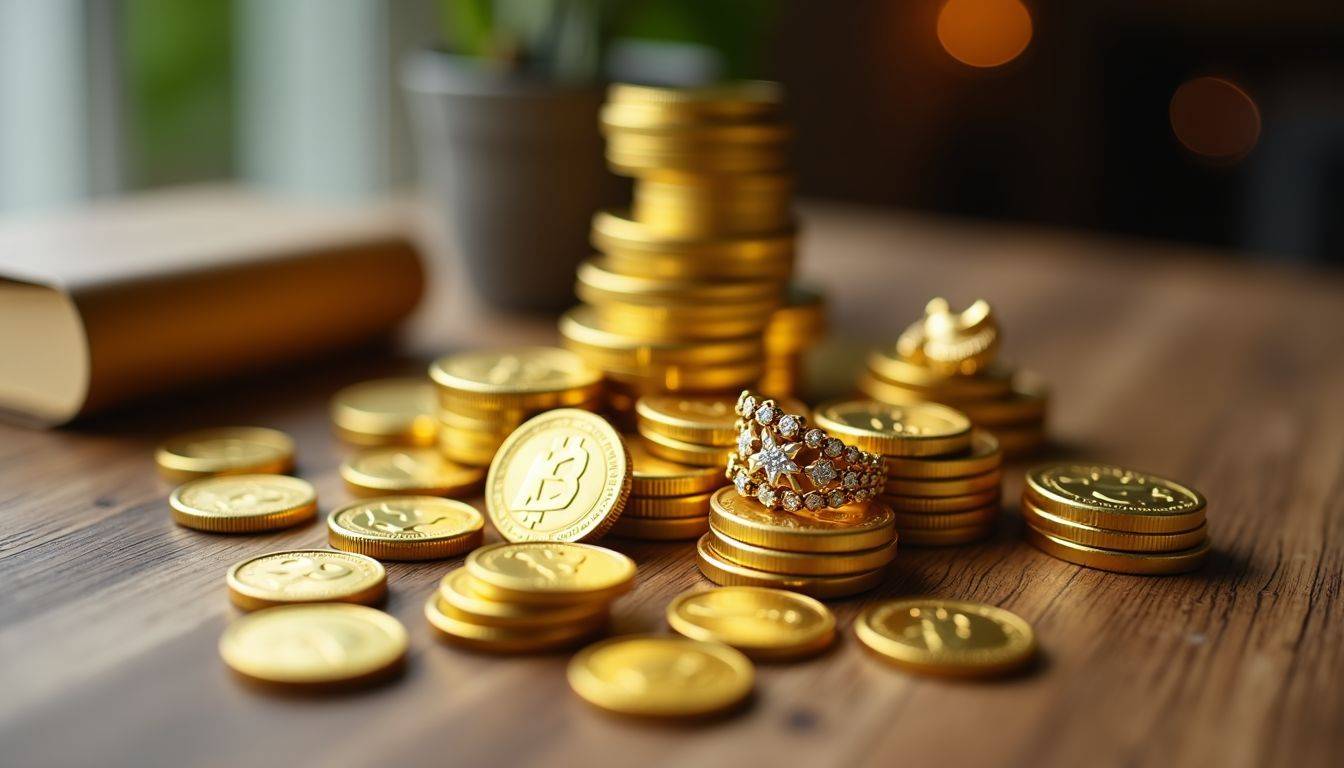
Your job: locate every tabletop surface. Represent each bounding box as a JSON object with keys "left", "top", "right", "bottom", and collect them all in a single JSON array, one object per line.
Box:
[{"left": 2, "top": 202, "right": 1342, "bottom": 768}]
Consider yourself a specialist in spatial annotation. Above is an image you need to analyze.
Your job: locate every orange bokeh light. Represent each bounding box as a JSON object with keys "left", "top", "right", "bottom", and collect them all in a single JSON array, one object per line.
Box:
[
  {"left": 1169, "top": 77, "right": 1261, "bottom": 161},
  {"left": 936, "top": 0, "right": 1033, "bottom": 69}
]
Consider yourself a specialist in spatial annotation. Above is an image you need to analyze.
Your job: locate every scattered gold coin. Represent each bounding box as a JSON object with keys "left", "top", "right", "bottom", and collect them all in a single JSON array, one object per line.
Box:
[
  {"left": 485, "top": 409, "right": 631, "bottom": 542},
  {"left": 329, "top": 377, "right": 438, "bottom": 447},
  {"left": 219, "top": 604, "right": 407, "bottom": 688},
  {"left": 567, "top": 635, "right": 754, "bottom": 718},
  {"left": 225, "top": 550, "right": 386, "bottom": 611},
  {"left": 168, "top": 474, "right": 315, "bottom": 533},
  {"left": 813, "top": 400, "right": 972, "bottom": 457},
  {"left": 856, "top": 598, "right": 1035, "bottom": 677},
  {"left": 666, "top": 586, "right": 835, "bottom": 660},
  {"left": 155, "top": 426, "right": 295, "bottom": 481},
  {"left": 327, "top": 496, "right": 484, "bottom": 560},
  {"left": 1025, "top": 463, "right": 1206, "bottom": 533},
  {"left": 340, "top": 447, "right": 485, "bottom": 497},
  {"left": 465, "top": 541, "right": 636, "bottom": 605}
]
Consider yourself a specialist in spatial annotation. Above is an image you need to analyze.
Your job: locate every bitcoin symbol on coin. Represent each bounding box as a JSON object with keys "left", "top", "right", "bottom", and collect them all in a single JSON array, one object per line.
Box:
[
  {"left": 511, "top": 436, "right": 590, "bottom": 527},
  {"left": 357, "top": 502, "right": 448, "bottom": 535},
  {"left": 257, "top": 556, "right": 354, "bottom": 591},
  {"left": 506, "top": 546, "right": 587, "bottom": 581},
  {"left": 192, "top": 481, "right": 290, "bottom": 513}
]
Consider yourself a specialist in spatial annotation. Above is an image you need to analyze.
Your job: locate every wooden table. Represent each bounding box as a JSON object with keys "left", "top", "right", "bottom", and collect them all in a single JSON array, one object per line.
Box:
[{"left": 3, "top": 203, "right": 1341, "bottom": 768}]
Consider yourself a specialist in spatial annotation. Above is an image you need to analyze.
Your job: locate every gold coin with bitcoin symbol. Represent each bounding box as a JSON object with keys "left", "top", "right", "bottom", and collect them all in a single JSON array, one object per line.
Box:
[
  {"left": 156, "top": 426, "right": 295, "bottom": 481},
  {"left": 168, "top": 474, "right": 316, "bottom": 533},
  {"left": 856, "top": 598, "right": 1035, "bottom": 677},
  {"left": 667, "top": 586, "right": 835, "bottom": 660},
  {"left": 465, "top": 541, "right": 636, "bottom": 604},
  {"left": 219, "top": 604, "right": 407, "bottom": 688},
  {"left": 567, "top": 635, "right": 754, "bottom": 718},
  {"left": 327, "top": 496, "right": 484, "bottom": 560},
  {"left": 225, "top": 550, "right": 387, "bottom": 611},
  {"left": 1025, "top": 463, "right": 1206, "bottom": 533},
  {"left": 429, "top": 347, "right": 601, "bottom": 412},
  {"left": 486, "top": 409, "right": 632, "bottom": 542}
]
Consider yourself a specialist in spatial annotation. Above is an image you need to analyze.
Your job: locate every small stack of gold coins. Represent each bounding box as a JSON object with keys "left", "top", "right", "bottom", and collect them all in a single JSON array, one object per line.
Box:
[
  {"left": 759, "top": 285, "right": 827, "bottom": 399},
  {"left": 608, "top": 440, "right": 724, "bottom": 541},
  {"left": 1022, "top": 463, "right": 1211, "bottom": 574},
  {"left": 428, "top": 347, "right": 603, "bottom": 466},
  {"left": 634, "top": 394, "right": 740, "bottom": 469},
  {"left": 426, "top": 542, "right": 636, "bottom": 652},
  {"left": 697, "top": 486, "right": 897, "bottom": 600},
  {"left": 561, "top": 81, "right": 797, "bottom": 419},
  {"left": 860, "top": 298, "right": 1049, "bottom": 457},
  {"left": 814, "top": 399, "right": 1002, "bottom": 546}
]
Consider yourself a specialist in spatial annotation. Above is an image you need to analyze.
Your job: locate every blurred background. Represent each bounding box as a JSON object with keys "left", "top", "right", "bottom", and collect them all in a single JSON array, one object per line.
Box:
[{"left": 1, "top": 0, "right": 1341, "bottom": 263}]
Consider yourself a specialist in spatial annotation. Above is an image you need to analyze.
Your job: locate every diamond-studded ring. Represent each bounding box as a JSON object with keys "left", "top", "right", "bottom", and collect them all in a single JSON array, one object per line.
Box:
[{"left": 725, "top": 390, "right": 887, "bottom": 512}]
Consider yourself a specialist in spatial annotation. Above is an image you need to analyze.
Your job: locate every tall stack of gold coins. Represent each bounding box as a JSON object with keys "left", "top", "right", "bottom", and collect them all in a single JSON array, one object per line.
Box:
[
  {"left": 426, "top": 542, "right": 635, "bottom": 652},
  {"left": 428, "top": 347, "right": 603, "bottom": 466},
  {"left": 697, "top": 486, "right": 897, "bottom": 599},
  {"left": 1022, "top": 463, "right": 1211, "bottom": 574},
  {"left": 561, "top": 81, "right": 798, "bottom": 418},
  {"left": 860, "top": 298, "right": 1049, "bottom": 457},
  {"left": 759, "top": 285, "right": 826, "bottom": 399},
  {"left": 814, "top": 400, "right": 1003, "bottom": 546},
  {"left": 608, "top": 440, "right": 723, "bottom": 541}
]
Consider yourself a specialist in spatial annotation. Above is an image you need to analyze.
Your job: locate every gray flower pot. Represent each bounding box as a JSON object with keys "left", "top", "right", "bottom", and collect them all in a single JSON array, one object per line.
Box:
[{"left": 402, "top": 50, "right": 615, "bottom": 312}]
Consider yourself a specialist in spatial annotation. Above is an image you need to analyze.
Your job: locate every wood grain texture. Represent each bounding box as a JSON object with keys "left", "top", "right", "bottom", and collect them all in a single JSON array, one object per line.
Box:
[{"left": 2, "top": 202, "right": 1342, "bottom": 768}]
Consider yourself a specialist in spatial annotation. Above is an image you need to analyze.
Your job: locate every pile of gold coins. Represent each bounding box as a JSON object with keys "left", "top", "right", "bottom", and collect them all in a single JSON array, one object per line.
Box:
[
  {"left": 430, "top": 347, "right": 602, "bottom": 466},
  {"left": 760, "top": 285, "right": 826, "bottom": 399},
  {"left": 861, "top": 298, "right": 1049, "bottom": 457},
  {"left": 1022, "top": 463, "right": 1210, "bottom": 575},
  {"left": 426, "top": 542, "right": 634, "bottom": 653},
  {"left": 814, "top": 400, "right": 1003, "bottom": 546},
  {"left": 562, "top": 82, "right": 805, "bottom": 419}
]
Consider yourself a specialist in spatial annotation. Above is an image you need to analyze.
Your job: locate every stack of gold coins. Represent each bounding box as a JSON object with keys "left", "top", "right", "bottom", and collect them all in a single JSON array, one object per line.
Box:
[
  {"left": 860, "top": 298, "right": 1049, "bottom": 457},
  {"left": 425, "top": 542, "right": 635, "bottom": 653},
  {"left": 609, "top": 440, "right": 724, "bottom": 541},
  {"left": 561, "top": 82, "right": 799, "bottom": 418},
  {"left": 697, "top": 487, "right": 897, "bottom": 599},
  {"left": 633, "top": 393, "right": 807, "bottom": 470},
  {"left": 1022, "top": 463, "right": 1210, "bottom": 575},
  {"left": 329, "top": 378, "right": 438, "bottom": 447},
  {"left": 759, "top": 285, "right": 827, "bottom": 399},
  {"left": 814, "top": 400, "right": 1002, "bottom": 546},
  {"left": 429, "top": 347, "right": 602, "bottom": 466}
]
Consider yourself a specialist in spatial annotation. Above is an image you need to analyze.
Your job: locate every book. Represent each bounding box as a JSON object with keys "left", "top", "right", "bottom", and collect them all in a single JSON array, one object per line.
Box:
[{"left": 0, "top": 186, "right": 425, "bottom": 426}]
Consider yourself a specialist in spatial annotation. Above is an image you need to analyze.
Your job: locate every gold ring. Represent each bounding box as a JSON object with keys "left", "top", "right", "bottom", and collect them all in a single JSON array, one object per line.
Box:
[{"left": 726, "top": 390, "right": 886, "bottom": 512}]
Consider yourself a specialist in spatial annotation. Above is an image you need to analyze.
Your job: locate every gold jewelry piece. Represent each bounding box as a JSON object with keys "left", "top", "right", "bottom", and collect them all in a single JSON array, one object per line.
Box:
[
  {"left": 727, "top": 391, "right": 886, "bottom": 512},
  {"left": 895, "top": 298, "right": 1001, "bottom": 376}
]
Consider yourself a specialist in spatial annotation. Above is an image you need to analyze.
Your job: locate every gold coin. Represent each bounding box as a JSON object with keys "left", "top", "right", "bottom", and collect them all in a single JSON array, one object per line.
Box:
[
  {"left": 578, "top": 258, "right": 783, "bottom": 305},
  {"left": 695, "top": 534, "right": 885, "bottom": 599},
  {"left": 633, "top": 174, "right": 793, "bottom": 237},
  {"left": 327, "top": 496, "right": 484, "bottom": 561},
  {"left": 709, "top": 486, "right": 896, "bottom": 553},
  {"left": 624, "top": 491, "right": 713, "bottom": 519},
  {"left": 884, "top": 468, "right": 1002, "bottom": 497},
  {"left": 898, "top": 524, "right": 995, "bottom": 546},
  {"left": 592, "top": 209, "right": 794, "bottom": 260},
  {"left": 609, "top": 514, "right": 710, "bottom": 541},
  {"left": 1025, "top": 527, "right": 1210, "bottom": 575},
  {"left": 605, "top": 80, "right": 783, "bottom": 121},
  {"left": 950, "top": 380, "right": 1049, "bottom": 428},
  {"left": 168, "top": 474, "right": 316, "bottom": 533},
  {"left": 627, "top": 439, "right": 725, "bottom": 497},
  {"left": 1020, "top": 496, "right": 1208, "bottom": 553},
  {"left": 606, "top": 144, "right": 789, "bottom": 175},
  {"left": 568, "top": 635, "right": 754, "bottom": 718},
  {"left": 429, "top": 347, "right": 601, "bottom": 412},
  {"left": 561, "top": 306, "right": 762, "bottom": 368},
  {"left": 640, "top": 429, "right": 733, "bottom": 468},
  {"left": 437, "top": 568, "right": 608, "bottom": 629},
  {"left": 600, "top": 245, "right": 794, "bottom": 282},
  {"left": 864, "top": 353, "right": 1015, "bottom": 399},
  {"left": 586, "top": 301, "right": 775, "bottom": 344},
  {"left": 340, "top": 447, "right": 485, "bottom": 497},
  {"left": 884, "top": 430, "right": 1002, "bottom": 479},
  {"left": 425, "top": 595, "right": 604, "bottom": 653},
  {"left": 465, "top": 541, "right": 636, "bottom": 605},
  {"left": 880, "top": 489, "right": 1000, "bottom": 513},
  {"left": 636, "top": 395, "right": 740, "bottom": 446},
  {"left": 708, "top": 528, "right": 898, "bottom": 576},
  {"left": 1025, "top": 463, "right": 1206, "bottom": 533},
  {"left": 330, "top": 378, "right": 438, "bottom": 447},
  {"left": 666, "top": 587, "right": 834, "bottom": 660},
  {"left": 813, "top": 400, "right": 972, "bottom": 457},
  {"left": 156, "top": 426, "right": 295, "bottom": 481},
  {"left": 856, "top": 599, "right": 1035, "bottom": 677},
  {"left": 219, "top": 604, "right": 406, "bottom": 687},
  {"left": 892, "top": 504, "right": 998, "bottom": 529},
  {"left": 486, "top": 409, "right": 632, "bottom": 542},
  {"left": 225, "top": 550, "right": 386, "bottom": 611}
]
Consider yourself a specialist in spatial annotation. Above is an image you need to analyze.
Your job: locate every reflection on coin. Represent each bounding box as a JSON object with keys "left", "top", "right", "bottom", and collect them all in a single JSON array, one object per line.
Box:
[
  {"left": 226, "top": 550, "right": 386, "bottom": 611},
  {"left": 465, "top": 541, "right": 636, "bottom": 604},
  {"left": 667, "top": 587, "right": 835, "bottom": 660},
  {"left": 169, "top": 474, "right": 316, "bottom": 533},
  {"left": 340, "top": 447, "right": 485, "bottom": 497},
  {"left": 219, "top": 604, "right": 407, "bottom": 687},
  {"left": 330, "top": 378, "right": 438, "bottom": 447},
  {"left": 856, "top": 598, "right": 1035, "bottom": 677},
  {"left": 813, "top": 400, "right": 971, "bottom": 457},
  {"left": 486, "top": 409, "right": 632, "bottom": 542},
  {"left": 568, "top": 635, "right": 754, "bottom": 718},
  {"left": 327, "top": 496, "right": 484, "bottom": 560},
  {"left": 156, "top": 426, "right": 295, "bottom": 481}
]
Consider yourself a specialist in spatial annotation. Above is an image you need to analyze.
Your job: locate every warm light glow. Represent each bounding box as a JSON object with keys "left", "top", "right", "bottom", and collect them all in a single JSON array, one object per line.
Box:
[
  {"left": 1169, "top": 77, "right": 1261, "bottom": 161},
  {"left": 936, "top": 0, "right": 1033, "bottom": 69}
]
